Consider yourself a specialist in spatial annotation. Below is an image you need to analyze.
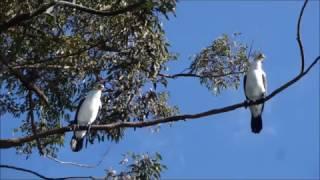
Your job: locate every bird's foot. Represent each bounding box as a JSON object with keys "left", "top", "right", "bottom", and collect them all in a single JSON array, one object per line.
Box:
[
  {"left": 87, "top": 124, "right": 93, "bottom": 141},
  {"left": 244, "top": 100, "right": 250, "bottom": 109},
  {"left": 72, "top": 124, "right": 80, "bottom": 131},
  {"left": 87, "top": 124, "right": 92, "bottom": 134}
]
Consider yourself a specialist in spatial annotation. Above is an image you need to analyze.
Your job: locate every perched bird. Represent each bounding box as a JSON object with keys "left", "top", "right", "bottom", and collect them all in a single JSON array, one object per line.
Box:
[
  {"left": 70, "top": 83, "right": 104, "bottom": 152},
  {"left": 244, "top": 53, "right": 267, "bottom": 134}
]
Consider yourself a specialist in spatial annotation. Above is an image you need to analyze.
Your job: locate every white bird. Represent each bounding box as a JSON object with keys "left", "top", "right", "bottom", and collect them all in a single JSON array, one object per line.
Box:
[
  {"left": 244, "top": 53, "right": 267, "bottom": 134},
  {"left": 70, "top": 83, "right": 104, "bottom": 152}
]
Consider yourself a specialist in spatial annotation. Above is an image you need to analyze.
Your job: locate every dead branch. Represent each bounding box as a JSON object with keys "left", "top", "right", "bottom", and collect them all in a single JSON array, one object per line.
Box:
[{"left": 44, "top": 144, "right": 112, "bottom": 168}]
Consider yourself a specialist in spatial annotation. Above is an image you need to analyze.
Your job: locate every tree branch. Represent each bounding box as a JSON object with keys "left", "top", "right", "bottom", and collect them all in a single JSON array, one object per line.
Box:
[
  {"left": 0, "top": 55, "right": 49, "bottom": 106},
  {"left": 0, "top": 2, "right": 55, "bottom": 32},
  {"left": 11, "top": 41, "right": 120, "bottom": 70},
  {"left": 28, "top": 91, "right": 45, "bottom": 156},
  {"left": 158, "top": 71, "right": 245, "bottom": 79},
  {"left": 297, "top": 0, "right": 308, "bottom": 74},
  {"left": 0, "top": 0, "right": 147, "bottom": 32},
  {"left": 0, "top": 55, "right": 318, "bottom": 149},
  {"left": 44, "top": 144, "right": 112, "bottom": 168},
  {"left": 0, "top": 0, "right": 316, "bottom": 152},
  {"left": 0, "top": 164, "right": 97, "bottom": 180},
  {"left": 54, "top": 0, "right": 147, "bottom": 16},
  {"left": 0, "top": 164, "right": 53, "bottom": 180}
]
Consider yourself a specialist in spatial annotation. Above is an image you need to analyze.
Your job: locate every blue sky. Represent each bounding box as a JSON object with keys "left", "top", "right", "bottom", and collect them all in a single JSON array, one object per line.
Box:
[{"left": 1, "top": 1, "right": 319, "bottom": 179}]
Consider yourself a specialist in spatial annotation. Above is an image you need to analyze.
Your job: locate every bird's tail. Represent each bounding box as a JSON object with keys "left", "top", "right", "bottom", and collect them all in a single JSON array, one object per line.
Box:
[
  {"left": 70, "top": 135, "right": 84, "bottom": 152},
  {"left": 251, "top": 115, "right": 263, "bottom": 134}
]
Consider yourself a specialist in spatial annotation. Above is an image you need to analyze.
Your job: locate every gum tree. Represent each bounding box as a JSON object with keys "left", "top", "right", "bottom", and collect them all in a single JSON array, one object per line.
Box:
[{"left": 0, "top": 0, "right": 318, "bottom": 179}]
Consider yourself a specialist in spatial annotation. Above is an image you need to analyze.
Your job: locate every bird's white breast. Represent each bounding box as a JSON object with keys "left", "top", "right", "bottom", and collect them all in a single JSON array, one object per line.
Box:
[
  {"left": 77, "top": 92, "right": 101, "bottom": 125},
  {"left": 75, "top": 90, "right": 101, "bottom": 139},
  {"left": 245, "top": 69, "right": 266, "bottom": 101}
]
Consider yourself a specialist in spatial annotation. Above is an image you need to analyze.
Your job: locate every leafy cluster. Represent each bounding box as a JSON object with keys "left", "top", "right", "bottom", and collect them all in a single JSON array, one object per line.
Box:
[
  {"left": 106, "top": 152, "right": 166, "bottom": 180},
  {"left": 189, "top": 33, "right": 249, "bottom": 94}
]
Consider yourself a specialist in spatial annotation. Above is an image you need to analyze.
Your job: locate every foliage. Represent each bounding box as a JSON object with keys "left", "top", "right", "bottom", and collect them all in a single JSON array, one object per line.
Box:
[
  {"left": 0, "top": 0, "right": 316, "bottom": 179},
  {"left": 189, "top": 33, "right": 249, "bottom": 95},
  {"left": 1, "top": 0, "right": 177, "bottom": 156},
  {"left": 106, "top": 152, "right": 166, "bottom": 180}
]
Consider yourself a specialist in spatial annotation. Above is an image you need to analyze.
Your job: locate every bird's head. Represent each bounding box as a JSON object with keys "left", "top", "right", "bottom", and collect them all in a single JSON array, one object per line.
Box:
[
  {"left": 254, "top": 52, "right": 266, "bottom": 62},
  {"left": 93, "top": 83, "right": 105, "bottom": 91}
]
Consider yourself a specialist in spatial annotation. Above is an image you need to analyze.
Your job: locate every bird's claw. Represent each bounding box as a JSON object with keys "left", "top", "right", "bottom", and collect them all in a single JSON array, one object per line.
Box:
[
  {"left": 244, "top": 100, "right": 250, "bottom": 109},
  {"left": 87, "top": 124, "right": 93, "bottom": 141},
  {"left": 72, "top": 124, "right": 80, "bottom": 131}
]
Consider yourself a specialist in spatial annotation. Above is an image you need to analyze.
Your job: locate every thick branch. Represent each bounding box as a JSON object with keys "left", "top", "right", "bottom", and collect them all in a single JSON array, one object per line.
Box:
[
  {"left": 0, "top": 2, "right": 55, "bottom": 32},
  {"left": 0, "top": 0, "right": 146, "bottom": 32},
  {"left": 0, "top": 55, "right": 49, "bottom": 105},
  {"left": 297, "top": 0, "right": 308, "bottom": 74},
  {"left": 0, "top": 164, "right": 96, "bottom": 180},
  {"left": 54, "top": 0, "right": 147, "bottom": 16},
  {"left": 0, "top": 56, "right": 318, "bottom": 149}
]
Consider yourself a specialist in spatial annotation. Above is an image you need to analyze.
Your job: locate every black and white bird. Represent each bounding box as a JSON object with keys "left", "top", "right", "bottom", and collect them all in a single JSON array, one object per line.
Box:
[
  {"left": 70, "top": 83, "right": 104, "bottom": 152},
  {"left": 244, "top": 53, "right": 267, "bottom": 134}
]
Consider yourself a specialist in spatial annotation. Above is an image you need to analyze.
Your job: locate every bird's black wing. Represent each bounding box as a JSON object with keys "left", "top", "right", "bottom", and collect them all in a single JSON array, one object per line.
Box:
[
  {"left": 72, "top": 98, "right": 85, "bottom": 124},
  {"left": 243, "top": 74, "right": 249, "bottom": 100}
]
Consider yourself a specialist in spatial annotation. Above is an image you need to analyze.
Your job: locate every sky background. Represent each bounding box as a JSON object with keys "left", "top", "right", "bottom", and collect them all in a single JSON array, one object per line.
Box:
[{"left": 1, "top": 0, "right": 319, "bottom": 179}]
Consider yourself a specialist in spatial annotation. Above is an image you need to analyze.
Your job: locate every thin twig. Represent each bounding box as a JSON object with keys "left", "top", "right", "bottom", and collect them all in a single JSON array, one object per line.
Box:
[
  {"left": 297, "top": 0, "right": 308, "bottom": 74},
  {"left": 44, "top": 144, "right": 112, "bottom": 168},
  {"left": 247, "top": 40, "right": 254, "bottom": 59}
]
